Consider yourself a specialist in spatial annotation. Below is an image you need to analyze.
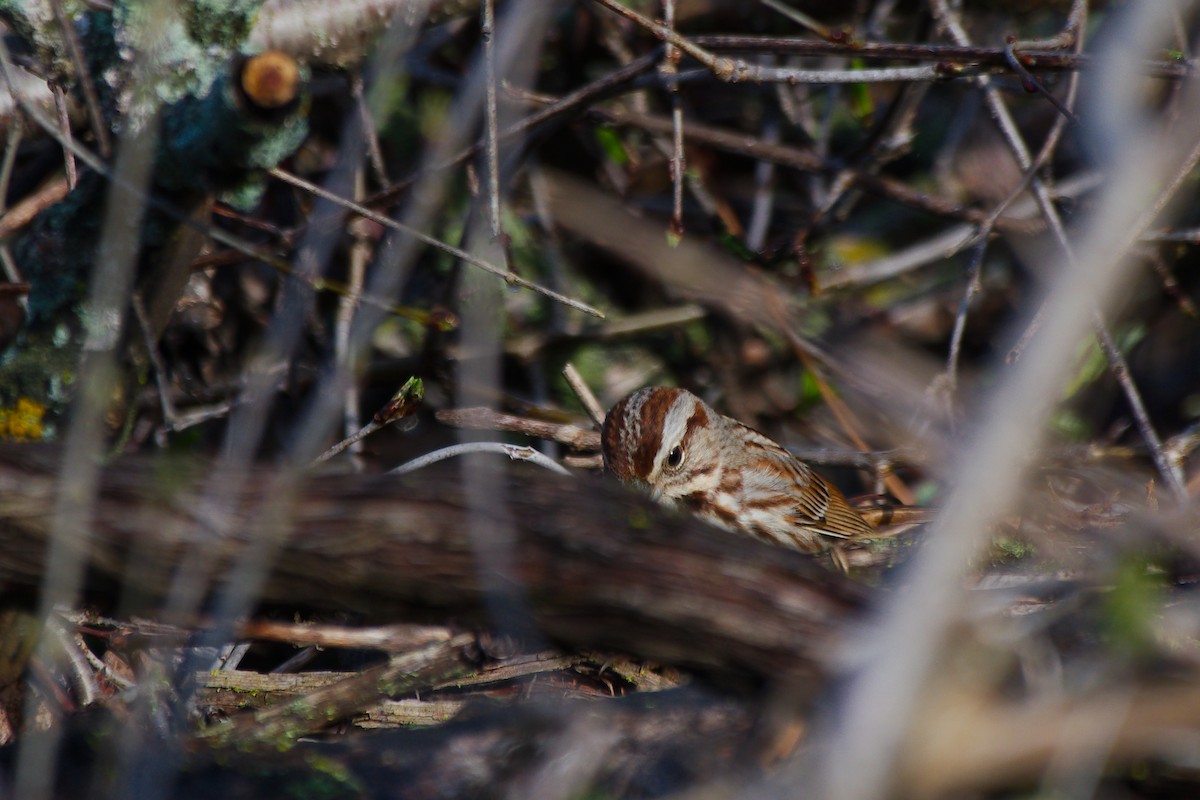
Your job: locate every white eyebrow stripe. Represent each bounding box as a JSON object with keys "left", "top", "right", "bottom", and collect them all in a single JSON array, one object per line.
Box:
[{"left": 653, "top": 394, "right": 694, "bottom": 475}]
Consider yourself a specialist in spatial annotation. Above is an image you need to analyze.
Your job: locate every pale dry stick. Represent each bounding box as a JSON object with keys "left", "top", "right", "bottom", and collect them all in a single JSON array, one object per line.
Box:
[
  {"left": 334, "top": 167, "right": 370, "bottom": 451},
  {"left": 694, "top": 34, "right": 1196, "bottom": 80},
  {"left": 663, "top": 0, "right": 685, "bottom": 238},
  {"left": 809, "top": 8, "right": 1198, "bottom": 800},
  {"left": 201, "top": 635, "right": 475, "bottom": 750},
  {"left": 526, "top": 166, "right": 575, "bottom": 332},
  {"left": 932, "top": 0, "right": 1186, "bottom": 501},
  {"left": 48, "top": 615, "right": 99, "bottom": 707},
  {"left": 219, "top": 642, "right": 252, "bottom": 671},
  {"left": 745, "top": 114, "right": 779, "bottom": 253},
  {"left": 436, "top": 406, "right": 601, "bottom": 450},
  {"left": 238, "top": 620, "right": 452, "bottom": 652},
  {"left": 130, "top": 292, "right": 181, "bottom": 444},
  {"left": 50, "top": 84, "right": 76, "bottom": 188},
  {"left": 596, "top": 303, "right": 707, "bottom": 337},
  {"left": 0, "top": 121, "right": 22, "bottom": 215},
  {"left": 941, "top": 238, "right": 988, "bottom": 400},
  {"left": 760, "top": 0, "right": 834, "bottom": 38},
  {"left": 391, "top": 442, "right": 572, "bottom": 477},
  {"left": 562, "top": 361, "right": 606, "bottom": 427},
  {"left": 1144, "top": 227, "right": 1200, "bottom": 243},
  {"left": 481, "top": 0, "right": 502, "bottom": 240},
  {"left": 1165, "top": 420, "right": 1200, "bottom": 487},
  {"left": 311, "top": 418, "right": 383, "bottom": 465},
  {"left": 270, "top": 167, "right": 604, "bottom": 319},
  {"left": 591, "top": 0, "right": 948, "bottom": 85},
  {"left": 563, "top": 453, "right": 604, "bottom": 470},
  {"left": 1013, "top": 0, "right": 1087, "bottom": 51},
  {"left": 158, "top": 400, "right": 237, "bottom": 435},
  {"left": 73, "top": 629, "right": 135, "bottom": 690}
]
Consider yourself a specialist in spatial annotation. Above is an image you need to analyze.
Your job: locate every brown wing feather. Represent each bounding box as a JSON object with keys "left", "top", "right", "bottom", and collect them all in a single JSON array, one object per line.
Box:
[{"left": 739, "top": 424, "right": 873, "bottom": 542}]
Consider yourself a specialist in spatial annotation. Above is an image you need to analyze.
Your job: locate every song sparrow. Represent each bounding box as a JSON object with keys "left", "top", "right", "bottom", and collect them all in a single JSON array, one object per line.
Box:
[{"left": 601, "top": 386, "right": 874, "bottom": 553}]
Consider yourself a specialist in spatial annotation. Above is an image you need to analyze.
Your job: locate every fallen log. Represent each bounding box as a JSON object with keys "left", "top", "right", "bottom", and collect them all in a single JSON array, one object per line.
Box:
[{"left": 0, "top": 443, "right": 866, "bottom": 687}]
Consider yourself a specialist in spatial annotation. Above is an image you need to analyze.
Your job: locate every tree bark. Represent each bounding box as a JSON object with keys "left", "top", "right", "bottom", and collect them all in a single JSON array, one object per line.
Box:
[{"left": 0, "top": 443, "right": 866, "bottom": 687}]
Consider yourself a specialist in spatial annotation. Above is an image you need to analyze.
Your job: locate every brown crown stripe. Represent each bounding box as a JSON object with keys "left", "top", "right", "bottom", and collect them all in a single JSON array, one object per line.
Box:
[
  {"left": 601, "top": 394, "right": 635, "bottom": 480},
  {"left": 682, "top": 402, "right": 709, "bottom": 445},
  {"left": 630, "top": 388, "right": 682, "bottom": 480}
]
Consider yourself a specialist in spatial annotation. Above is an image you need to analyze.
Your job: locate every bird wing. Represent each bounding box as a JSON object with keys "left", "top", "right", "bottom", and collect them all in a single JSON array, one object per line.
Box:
[{"left": 740, "top": 427, "right": 874, "bottom": 543}]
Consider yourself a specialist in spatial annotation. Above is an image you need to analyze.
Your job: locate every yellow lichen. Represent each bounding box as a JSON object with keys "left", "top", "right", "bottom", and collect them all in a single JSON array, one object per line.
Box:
[{"left": 0, "top": 397, "right": 47, "bottom": 441}]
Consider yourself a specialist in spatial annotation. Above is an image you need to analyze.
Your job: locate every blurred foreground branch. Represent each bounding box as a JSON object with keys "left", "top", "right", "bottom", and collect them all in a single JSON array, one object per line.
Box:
[{"left": 0, "top": 444, "right": 863, "bottom": 687}]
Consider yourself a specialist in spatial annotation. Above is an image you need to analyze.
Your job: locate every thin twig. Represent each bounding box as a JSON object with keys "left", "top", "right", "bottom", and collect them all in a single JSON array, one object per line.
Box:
[
  {"left": 0, "top": 119, "right": 22, "bottom": 215},
  {"left": 690, "top": 34, "right": 1195, "bottom": 80},
  {"left": 746, "top": 113, "right": 779, "bottom": 252},
  {"left": 130, "top": 292, "right": 178, "bottom": 442},
  {"left": 390, "top": 442, "right": 572, "bottom": 476},
  {"left": 662, "top": 0, "right": 685, "bottom": 239},
  {"left": 591, "top": 0, "right": 977, "bottom": 85},
  {"left": 1143, "top": 246, "right": 1198, "bottom": 317},
  {"left": 270, "top": 167, "right": 605, "bottom": 319},
  {"left": 48, "top": 0, "right": 112, "bottom": 159},
  {"left": 0, "top": 175, "right": 71, "bottom": 240},
  {"left": 562, "top": 362, "right": 606, "bottom": 427},
  {"left": 942, "top": 239, "right": 987, "bottom": 395},
  {"left": 50, "top": 84, "right": 76, "bottom": 188},
  {"left": 436, "top": 406, "right": 601, "bottom": 450},
  {"left": 312, "top": 377, "right": 424, "bottom": 466},
  {"left": 335, "top": 167, "right": 370, "bottom": 451},
  {"left": 48, "top": 615, "right": 99, "bottom": 706},
  {"left": 1092, "top": 312, "right": 1186, "bottom": 494},
  {"left": 481, "top": 0, "right": 503, "bottom": 240},
  {"left": 351, "top": 72, "right": 390, "bottom": 188},
  {"left": 1004, "top": 37, "right": 1079, "bottom": 123},
  {"left": 759, "top": 0, "right": 834, "bottom": 39}
]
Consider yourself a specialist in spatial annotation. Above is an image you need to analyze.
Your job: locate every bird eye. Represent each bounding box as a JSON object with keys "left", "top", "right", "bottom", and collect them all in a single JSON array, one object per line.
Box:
[{"left": 666, "top": 444, "right": 685, "bottom": 470}]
